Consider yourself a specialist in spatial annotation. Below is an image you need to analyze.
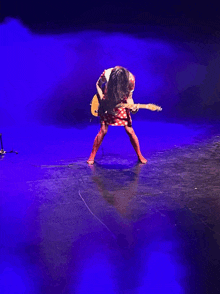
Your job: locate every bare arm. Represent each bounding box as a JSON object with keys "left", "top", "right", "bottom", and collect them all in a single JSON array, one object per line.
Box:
[
  {"left": 126, "top": 72, "right": 138, "bottom": 113},
  {"left": 96, "top": 81, "right": 104, "bottom": 100},
  {"left": 127, "top": 93, "right": 139, "bottom": 114},
  {"left": 127, "top": 92, "right": 134, "bottom": 105},
  {"left": 96, "top": 69, "right": 109, "bottom": 100}
]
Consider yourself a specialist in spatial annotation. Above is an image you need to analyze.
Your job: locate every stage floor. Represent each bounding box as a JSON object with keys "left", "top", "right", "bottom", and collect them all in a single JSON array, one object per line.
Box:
[{"left": 1, "top": 120, "right": 220, "bottom": 293}]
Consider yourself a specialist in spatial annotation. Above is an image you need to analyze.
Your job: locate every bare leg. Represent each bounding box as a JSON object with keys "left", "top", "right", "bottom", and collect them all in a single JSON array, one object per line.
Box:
[
  {"left": 124, "top": 125, "right": 147, "bottom": 164},
  {"left": 87, "top": 123, "right": 108, "bottom": 164}
]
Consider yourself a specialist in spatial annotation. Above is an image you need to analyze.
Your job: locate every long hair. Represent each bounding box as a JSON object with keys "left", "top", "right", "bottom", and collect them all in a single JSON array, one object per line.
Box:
[{"left": 105, "top": 66, "right": 130, "bottom": 114}]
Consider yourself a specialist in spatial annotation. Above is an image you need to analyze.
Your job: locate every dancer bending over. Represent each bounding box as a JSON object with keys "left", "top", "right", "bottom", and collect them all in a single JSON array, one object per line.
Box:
[{"left": 87, "top": 66, "right": 147, "bottom": 165}]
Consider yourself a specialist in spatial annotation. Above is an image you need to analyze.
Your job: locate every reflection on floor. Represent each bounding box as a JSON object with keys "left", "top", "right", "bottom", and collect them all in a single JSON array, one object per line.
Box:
[{"left": 1, "top": 121, "right": 220, "bottom": 293}]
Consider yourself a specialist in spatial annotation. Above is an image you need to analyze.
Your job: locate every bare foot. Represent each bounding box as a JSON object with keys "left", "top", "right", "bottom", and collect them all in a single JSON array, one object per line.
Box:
[
  {"left": 87, "top": 159, "right": 94, "bottom": 165},
  {"left": 138, "top": 156, "right": 147, "bottom": 164}
]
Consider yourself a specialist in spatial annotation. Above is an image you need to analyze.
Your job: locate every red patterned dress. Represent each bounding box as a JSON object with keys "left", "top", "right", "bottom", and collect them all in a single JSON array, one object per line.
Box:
[{"left": 97, "top": 68, "right": 135, "bottom": 127}]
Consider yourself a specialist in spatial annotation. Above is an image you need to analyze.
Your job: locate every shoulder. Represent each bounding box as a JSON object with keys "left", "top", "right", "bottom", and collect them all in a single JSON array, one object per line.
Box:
[
  {"left": 129, "top": 71, "right": 135, "bottom": 81},
  {"left": 128, "top": 71, "right": 135, "bottom": 91},
  {"left": 105, "top": 67, "right": 114, "bottom": 73},
  {"left": 104, "top": 68, "right": 114, "bottom": 81}
]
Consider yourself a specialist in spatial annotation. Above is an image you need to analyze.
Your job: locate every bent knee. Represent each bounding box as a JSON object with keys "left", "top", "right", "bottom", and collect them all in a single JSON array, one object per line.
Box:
[
  {"left": 125, "top": 126, "right": 134, "bottom": 136},
  {"left": 101, "top": 129, "right": 108, "bottom": 136},
  {"left": 100, "top": 126, "right": 108, "bottom": 135}
]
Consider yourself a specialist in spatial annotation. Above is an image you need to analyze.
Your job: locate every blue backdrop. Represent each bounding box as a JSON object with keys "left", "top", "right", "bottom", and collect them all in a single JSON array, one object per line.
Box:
[{"left": 1, "top": 18, "right": 220, "bottom": 128}]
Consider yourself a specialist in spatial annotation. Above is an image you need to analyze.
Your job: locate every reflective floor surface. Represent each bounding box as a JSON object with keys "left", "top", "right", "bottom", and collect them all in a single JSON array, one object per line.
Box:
[{"left": 1, "top": 120, "right": 220, "bottom": 293}]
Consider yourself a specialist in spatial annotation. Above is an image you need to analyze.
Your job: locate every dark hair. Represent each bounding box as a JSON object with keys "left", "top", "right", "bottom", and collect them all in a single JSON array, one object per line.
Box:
[{"left": 105, "top": 66, "right": 130, "bottom": 114}]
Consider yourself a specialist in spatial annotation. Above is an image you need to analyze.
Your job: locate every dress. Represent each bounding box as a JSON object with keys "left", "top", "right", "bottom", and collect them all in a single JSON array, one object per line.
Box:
[{"left": 97, "top": 68, "right": 135, "bottom": 127}]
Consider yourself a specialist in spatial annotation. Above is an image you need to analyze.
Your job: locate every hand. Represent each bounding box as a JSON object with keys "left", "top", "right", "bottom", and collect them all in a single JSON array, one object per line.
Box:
[{"left": 130, "top": 104, "right": 139, "bottom": 114}]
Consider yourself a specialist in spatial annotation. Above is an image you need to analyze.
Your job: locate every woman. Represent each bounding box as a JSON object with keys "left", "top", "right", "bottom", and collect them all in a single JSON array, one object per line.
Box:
[{"left": 87, "top": 66, "right": 147, "bottom": 164}]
